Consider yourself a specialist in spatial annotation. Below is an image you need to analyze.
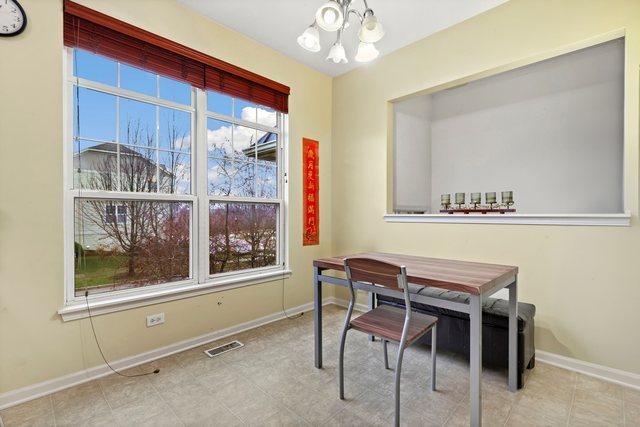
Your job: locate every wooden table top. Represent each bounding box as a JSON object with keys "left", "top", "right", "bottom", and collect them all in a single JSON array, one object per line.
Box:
[{"left": 313, "top": 252, "right": 518, "bottom": 295}]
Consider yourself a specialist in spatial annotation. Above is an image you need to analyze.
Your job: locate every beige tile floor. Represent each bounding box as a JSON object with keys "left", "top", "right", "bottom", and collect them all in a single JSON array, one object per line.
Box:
[{"left": 2, "top": 305, "right": 639, "bottom": 426}]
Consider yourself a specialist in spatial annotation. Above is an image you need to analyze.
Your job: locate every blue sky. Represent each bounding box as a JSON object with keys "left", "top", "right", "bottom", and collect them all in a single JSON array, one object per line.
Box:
[
  {"left": 74, "top": 49, "right": 192, "bottom": 146},
  {"left": 73, "top": 49, "right": 276, "bottom": 145}
]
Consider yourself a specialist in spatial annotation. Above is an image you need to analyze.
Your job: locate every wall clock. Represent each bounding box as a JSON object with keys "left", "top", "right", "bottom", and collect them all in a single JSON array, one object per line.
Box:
[{"left": 0, "top": 0, "right": 27, "bottom": 37}]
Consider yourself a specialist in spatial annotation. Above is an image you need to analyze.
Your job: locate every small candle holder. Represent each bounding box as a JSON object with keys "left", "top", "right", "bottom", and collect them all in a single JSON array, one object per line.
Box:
[
  {"left": 502, "top": 191, "right": 514, "bottom": 209},
  {"left": 455, "top": 192, "right": 465, "bottom": 209},
  {"left": 441, "top": 194, "right": 451, "bottom": 210},
  {"left": 470, "top": 192, "right": 481, "bottom": 209},
  {"left": 486, "top": 192, "right": 497, "bottom": 210}
]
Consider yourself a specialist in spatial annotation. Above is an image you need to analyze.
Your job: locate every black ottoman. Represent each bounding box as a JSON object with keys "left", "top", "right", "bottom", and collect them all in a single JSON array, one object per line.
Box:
[{"left": 377, "top": 286, "right": 536, "bottom": 389}]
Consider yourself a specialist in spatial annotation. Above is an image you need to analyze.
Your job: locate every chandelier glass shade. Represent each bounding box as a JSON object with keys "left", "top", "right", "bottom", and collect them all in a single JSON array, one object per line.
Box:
[
  {"left": 297, "top": 24, "right": 321, "bottom": 52},
  {"left": 358, "top": 13, "right": 384, "bottom": 43},
  {"left": 298, "top": 0, "right": 384, "bottom": 64},
  {"left": 315, "top": 1, "right": 344, "bottom": 31},
  {"left": 327, "top": 40, "right": 348, "bottom": 63},
  {"left": 354, "top": 41, "right": 379, "bottom": 62}
]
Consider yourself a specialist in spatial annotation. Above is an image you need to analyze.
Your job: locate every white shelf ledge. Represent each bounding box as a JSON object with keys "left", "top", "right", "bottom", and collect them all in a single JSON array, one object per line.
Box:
[{"left": 384, "top": 213, "right": 631, "bottom": 226}]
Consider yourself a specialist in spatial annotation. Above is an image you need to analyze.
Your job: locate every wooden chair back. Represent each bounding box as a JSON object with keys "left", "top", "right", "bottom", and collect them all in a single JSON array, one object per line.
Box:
[{"left": 344, "top": 257, "right": 407, "bottom": 291}]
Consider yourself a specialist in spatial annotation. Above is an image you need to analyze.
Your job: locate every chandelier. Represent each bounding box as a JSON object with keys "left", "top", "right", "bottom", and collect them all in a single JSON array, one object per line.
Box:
[{"left": 297, "top": 0, "right": 385, "bottom": 64}]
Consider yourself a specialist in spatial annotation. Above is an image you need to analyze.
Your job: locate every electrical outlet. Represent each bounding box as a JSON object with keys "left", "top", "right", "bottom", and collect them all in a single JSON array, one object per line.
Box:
[{"left": 146, "top": 312, "right": 165, "bottom": 327}]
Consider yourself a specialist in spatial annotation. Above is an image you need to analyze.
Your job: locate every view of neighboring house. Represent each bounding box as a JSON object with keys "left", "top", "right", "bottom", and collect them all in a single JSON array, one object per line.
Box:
[
  {"left": 250, "top": 131, "right": 278, "bottom": 162},
  {"left": 73, "top": 142, "right": 179, "bottom": 251}
]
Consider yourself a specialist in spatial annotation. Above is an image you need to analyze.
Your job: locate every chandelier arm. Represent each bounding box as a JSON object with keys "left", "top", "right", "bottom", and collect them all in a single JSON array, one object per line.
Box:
[
  {"left": 347, "top": 8, "right": 363, "bottom": 24},
  {"left": 363, "top": 0, "right": 375, "bottom": 17}
]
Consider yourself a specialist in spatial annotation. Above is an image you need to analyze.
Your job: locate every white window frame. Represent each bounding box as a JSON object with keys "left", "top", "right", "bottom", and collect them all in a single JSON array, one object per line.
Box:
[
  {"left": 199, "top": 94, "right": 286, "bottom": 282},
  {"left": 61, "top": 48, "right": 290, "bottom": 320}
]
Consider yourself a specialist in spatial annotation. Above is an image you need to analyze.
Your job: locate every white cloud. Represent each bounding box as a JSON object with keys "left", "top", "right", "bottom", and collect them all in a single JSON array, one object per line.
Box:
[
  {"left": 207, "top": 122, "right": 258, "bottom": 159},
  {"left": 206, "top": 108, "right": 276, "bottom": 161},
  {"left": 241, "top": 106, "right": 277, "bottom": 127},
  {"left": 207, "top": 124, "right": 233, "bottom": 155},
  {"left": 232, "top": 124, "right": 256, "bottom": 152},
  {"left": 173, "top": 135, "right": 190, "bottom": 150}
]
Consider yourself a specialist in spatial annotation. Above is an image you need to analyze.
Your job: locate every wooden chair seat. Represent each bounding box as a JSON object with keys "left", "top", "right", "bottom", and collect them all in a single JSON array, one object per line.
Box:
[{"left": 350, "top": 305, "right": 438, "bottom": 345}]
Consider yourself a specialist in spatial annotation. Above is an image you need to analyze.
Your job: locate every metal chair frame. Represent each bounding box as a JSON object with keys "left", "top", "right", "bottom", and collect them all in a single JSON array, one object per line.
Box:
[{"left": 338, "top": 258, "right": 437, "bottom": 427}]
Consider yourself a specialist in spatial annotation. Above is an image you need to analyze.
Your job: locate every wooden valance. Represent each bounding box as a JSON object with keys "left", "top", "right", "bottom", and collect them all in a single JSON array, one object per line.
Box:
[{"left": 63, "top": 0, "right": 289, "bottom": 113}]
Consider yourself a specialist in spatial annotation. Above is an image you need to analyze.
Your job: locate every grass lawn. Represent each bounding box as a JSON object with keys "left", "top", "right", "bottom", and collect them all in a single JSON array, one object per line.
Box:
[{"left": 75, "top": 254, "right": 129, "bottom": 289}]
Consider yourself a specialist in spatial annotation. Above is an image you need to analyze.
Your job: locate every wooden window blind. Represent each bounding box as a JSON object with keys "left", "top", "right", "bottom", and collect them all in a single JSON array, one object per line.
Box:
[{"left": 63, "top": 0, "right": 290, "bottom": 113}]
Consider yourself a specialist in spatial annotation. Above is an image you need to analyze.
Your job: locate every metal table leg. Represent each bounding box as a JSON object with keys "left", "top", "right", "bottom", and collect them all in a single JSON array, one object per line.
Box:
[
  {"left": 431, "top": 324, "right": 437, "bottom": 391},
  {"left": 314, "top": 266, "right": 323, "bottom": 369},
  {"left": 508, "top": 278, "right": 518, "bottom": 392},
  {"left": 368, "top": 291, "right": 376, "bottom": 341},
  {"left": 469, "top": 294, "right": 483, "bottom": 427}
]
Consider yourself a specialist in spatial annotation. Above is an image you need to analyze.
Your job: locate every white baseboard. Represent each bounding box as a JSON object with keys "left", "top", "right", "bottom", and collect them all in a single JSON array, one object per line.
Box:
[
  {"left": 3, "top": 300, "right": 638, "bottom": 411},
  {"left": 333, "top": 297, "right": 640, "bottom": 391},
  {"left": 332, "top": 296, "right": 640, "bottom": 391},
  {"left": 536, "top": 350, "right": 640, "bottom": 390},
  {"left": 0, "top": 299, "right": 330, "bottom": 410}
]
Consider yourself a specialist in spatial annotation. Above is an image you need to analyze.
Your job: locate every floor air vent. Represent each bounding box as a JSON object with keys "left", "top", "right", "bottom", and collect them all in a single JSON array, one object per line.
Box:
[{"left": 204, "top": 340, "right": 244, "bottom": 358}]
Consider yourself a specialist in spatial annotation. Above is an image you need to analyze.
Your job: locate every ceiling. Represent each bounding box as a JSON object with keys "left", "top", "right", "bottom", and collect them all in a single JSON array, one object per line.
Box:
[{"left": 178, "top": 0, "right": 508, "bottom": 77}]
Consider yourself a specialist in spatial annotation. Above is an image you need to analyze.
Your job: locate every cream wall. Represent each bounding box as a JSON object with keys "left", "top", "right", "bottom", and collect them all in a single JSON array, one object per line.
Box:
[
  {"left": 332, "top": 0, "right": 640, "bottom": 374},
  {"left": 2, "top": 0, "right": 639, "bottom": 399},
  {"left": 0, "top": 0, "right": 333, "bottom": 394}
]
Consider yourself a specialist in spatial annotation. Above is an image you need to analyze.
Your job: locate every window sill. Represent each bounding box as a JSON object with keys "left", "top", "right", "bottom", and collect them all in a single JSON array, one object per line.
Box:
[
  {"left": 383, "top": 213, "right": 631, "bottom": 226},
  {"left": 58, "top": 269, "right": 292, "bottom": 321}
]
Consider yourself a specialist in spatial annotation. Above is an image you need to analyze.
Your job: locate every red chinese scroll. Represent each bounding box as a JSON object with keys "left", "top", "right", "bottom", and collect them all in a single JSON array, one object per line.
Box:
[{"left": 303, "top": 138, "right": 319, "bottom": 246}]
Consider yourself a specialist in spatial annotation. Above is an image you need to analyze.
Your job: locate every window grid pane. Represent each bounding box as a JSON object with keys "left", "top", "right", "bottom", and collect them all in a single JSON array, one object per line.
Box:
[
  {"left": 74, "top": 199, "right": 191, "bottom": 296},
  {"left": 73, "top": 49, "right": 117, "bottom": 87},
  {"left": 209, "top": 202, "right": 278, "bottom": 274},
  {"left": 74, "top": 87, "right": 117, "bottom": 142},
  {"left": 207, "top": 90, "right": 233, "bottom": 116},
  {"left": 205, "top": 92, "right": 279, "bottom": 200},
  {"left": 256, "top": 105, "right": 277, "bottom": 128},
  {"left": 73, "top": 88, "right": 192, "bottom": 195},
  {"left": 159, "top": 76, "right": 192, "bottom": 105},
  {"left": 120, "top": 63, "right": 157, "bottom": 97},
  {"left": 207, "top": 118, "right": 233, "bottom": 159},
  {"left": 74, "top": 140, "right": 118, "bottom": 191}
]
